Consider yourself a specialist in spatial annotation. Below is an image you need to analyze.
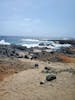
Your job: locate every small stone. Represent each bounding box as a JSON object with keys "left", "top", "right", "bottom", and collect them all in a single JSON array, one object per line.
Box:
[
  {"left": 40, "top": 81, "right": 45, "bottom": 85},
  {"left": 46, "top": 74, "right": 56, "bottom": 81},
  {"left": 44, "top": 67, "right": 50, "bottom": 70},
  {"left": 34, "top": 64, "right": 39, "bottom": 68}
]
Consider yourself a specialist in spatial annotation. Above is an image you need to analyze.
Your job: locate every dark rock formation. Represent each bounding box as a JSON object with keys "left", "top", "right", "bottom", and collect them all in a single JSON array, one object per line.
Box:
[
  {"left": 59, "top": 40, "right": 75, "bottom": 45},
  {"left": 0, "top": 45, "right": 27, "bottom": 58}
]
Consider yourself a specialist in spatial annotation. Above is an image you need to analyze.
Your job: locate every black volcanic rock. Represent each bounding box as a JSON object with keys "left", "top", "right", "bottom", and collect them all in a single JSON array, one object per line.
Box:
[
  {"left": 39, "top": 43, "right": 45, "bottom": 46},
  {"left": 0, "top": 45, "right": 26, "bottom": 57},
  {"left": 59, "top": 40, "right": 75, "bottom": 45},
  {"left": 46, "top": 74, "right": 56, "bottom": 81}
]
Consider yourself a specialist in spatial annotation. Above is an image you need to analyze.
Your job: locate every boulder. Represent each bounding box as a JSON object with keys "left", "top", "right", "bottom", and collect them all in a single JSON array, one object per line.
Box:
[
  {"left": 24, "top": 55, "right": 29, "bottom": 59},
  {"left": 46, "top": 74, "right": 56, "bottom": 81},
  {"left": 39, "top": 43, "right": 45, "bottom": 46}
]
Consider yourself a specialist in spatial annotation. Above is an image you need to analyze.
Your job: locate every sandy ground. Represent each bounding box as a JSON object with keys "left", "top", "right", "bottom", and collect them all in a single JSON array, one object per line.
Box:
[{"left": 0, "top": 59, "right": 75, "bottom": 100}]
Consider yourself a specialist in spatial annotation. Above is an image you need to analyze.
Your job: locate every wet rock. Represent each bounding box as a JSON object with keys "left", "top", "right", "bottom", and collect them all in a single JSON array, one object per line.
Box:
[
  {"left": 24, "top": 55, "right": 29, "bottom": 59},
  {"left": 46, "top": 74, "right": 56, "bottom": 81},
  {"left": 39, "top": 43, "right": 45, "bottom": 46},
  {"left": 59, "top": 40, "right": 75, "bottom": 45},
  {"left": 15, "top": 45, "right": 27, "bottom": 51}
]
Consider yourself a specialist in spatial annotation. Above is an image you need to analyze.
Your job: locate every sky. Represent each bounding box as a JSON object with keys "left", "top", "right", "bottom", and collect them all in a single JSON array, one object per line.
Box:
[{"left": 0, "top": 0, "right": 75, "bottom": 38}]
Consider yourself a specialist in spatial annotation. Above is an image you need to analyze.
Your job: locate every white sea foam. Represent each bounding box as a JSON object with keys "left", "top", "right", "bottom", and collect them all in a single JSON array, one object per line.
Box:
[
  {"left": 22, "top": 40, "right": 71, "bottom": 49},
  {"left": 52, "top": 44, "right": 71, "bottom": 49},
  {"left": 0, "top": 40, "right": 10, "bottom": 45},
  {"left": 22, "top": 44, "right": 39, "bottom": 48},
  {"left": 39, "top": 41, "right": 71, "bottom": 49},
  {"left": 21, "top": 38, "right": 39, "bottom": 42}
]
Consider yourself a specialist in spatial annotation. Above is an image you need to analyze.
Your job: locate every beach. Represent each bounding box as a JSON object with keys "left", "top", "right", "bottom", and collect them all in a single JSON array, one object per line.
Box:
[
  {"left": 0, "top": 39, "right": 75, "bottom": 100},
  {"left": 0, "top": 58, "right": 75, "bottom": 100}
]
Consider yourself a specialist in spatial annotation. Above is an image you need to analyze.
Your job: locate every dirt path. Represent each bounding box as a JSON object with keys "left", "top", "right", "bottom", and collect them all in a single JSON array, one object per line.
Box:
[{"left": 0, "top": 60, "right": 75, "bottom": 100}]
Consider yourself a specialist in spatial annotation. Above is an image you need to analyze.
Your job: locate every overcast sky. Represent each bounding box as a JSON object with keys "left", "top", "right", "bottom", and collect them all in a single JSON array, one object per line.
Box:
[{"left": 0, "top": 0, "right": 75, "bottom": 37}]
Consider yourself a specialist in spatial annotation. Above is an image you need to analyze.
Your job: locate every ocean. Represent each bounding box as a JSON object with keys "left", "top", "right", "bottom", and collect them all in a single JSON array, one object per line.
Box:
[
  {"left": 0, "top": 36, "right": 71, "bottom": 49},
  {"left": 0, "top": 36, "right": 40, "bottom": 46}
]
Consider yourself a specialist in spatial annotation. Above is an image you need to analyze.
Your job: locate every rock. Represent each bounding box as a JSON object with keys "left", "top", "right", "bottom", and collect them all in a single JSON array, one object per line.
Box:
[
  {"left": 42, "top": 70, "right": 49, "bottom": 73},
  {"left": 15, "top": 45, "right": 27, "bottom": 51},
  {"left": 24, "top": 55, "right": 29, "bottom": 59},
  {"left": 40, "top": 81, "right": 45, "bottom": 85},
  {"left": 59, "top": 40, "right": 75, "bottom": 45},
  {"left": 46, "top": 74, "right": 56, "bottom": 81},
  {"left": 24, "top": 55, "right": 32, "bottom": 59},
  {"left": 34, "top": 64, "right": 39, "bottom": 68},
  {"left": 44, "top": 67, "right": 50, "bottom": 70},
  {"left": 32, "top": 54, "right": 38, "bottom": 59},
  {"left": 39, "top": 43, "right": 45, "bottom": 46},
  {"left": 17, "top": 55, "right": 23, "bottom": 58}
]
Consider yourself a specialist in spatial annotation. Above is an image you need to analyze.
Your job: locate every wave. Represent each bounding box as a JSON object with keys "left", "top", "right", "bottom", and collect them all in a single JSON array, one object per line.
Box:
[
  {"left": 0, "top": 40, "right": 10, "bottom": 45},
  {"left": 0, "top": 39, "right": 71, "bottom": 49},
  {"left": 22, "top": 44, "right": 39, "bottom": 48},
  {"left": 21, "top": 38, "right": 39, "bottom": 42},
  {"left": 22, "top": 40, "right": 71, "bottom": 49},
  {"left": 38, "top": 41, "right": 71, "bottom": 49}
]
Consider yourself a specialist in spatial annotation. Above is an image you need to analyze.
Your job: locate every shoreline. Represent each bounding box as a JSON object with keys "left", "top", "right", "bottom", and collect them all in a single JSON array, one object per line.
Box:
[
  {"left": 0, "top": 43, "right": 75, "bottom": 100},
  {"left": 0, "top": 43, "right": 75, "bottom": 81}
]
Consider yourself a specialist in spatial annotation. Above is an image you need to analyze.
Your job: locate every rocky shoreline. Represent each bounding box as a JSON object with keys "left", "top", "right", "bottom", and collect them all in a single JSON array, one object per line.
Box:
[
  {"left": 0, "top": 40, "right": 75, "bottom": 62},
  {"left": 0, "top": 40, "right": 75, "bottom": 81}
]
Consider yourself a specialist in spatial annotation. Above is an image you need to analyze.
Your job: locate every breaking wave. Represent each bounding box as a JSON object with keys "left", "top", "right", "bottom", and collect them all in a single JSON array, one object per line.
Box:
[
  {"left": 21, "top": 38, "right": 39, "bottom": 42},
  {"left": 0, "top": 40, "right": 10, "bottom": 45}
]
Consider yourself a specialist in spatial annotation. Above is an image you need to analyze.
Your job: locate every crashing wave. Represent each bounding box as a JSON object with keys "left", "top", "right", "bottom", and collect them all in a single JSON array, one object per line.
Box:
[
  {"left": 39, "top": 41, "right": 71, "bottom": 49},
  {"left": 22, "top": 44, "right": 39, "bottom": 48},
  {"left": 21, "top": 39, "right": 39, "bottom": 42},
  {"left": 0, "top": 40, "right": 10, "bottom": 45}
]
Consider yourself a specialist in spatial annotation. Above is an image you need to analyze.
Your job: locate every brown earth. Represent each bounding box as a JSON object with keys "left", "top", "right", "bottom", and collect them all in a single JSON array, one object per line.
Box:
[
  {"left": 0, "top": 58, "right": 33, "bottom": 81},
  {"left": 36, "top": 52, "right": 75, "bottom": 63},
  {"left": 58, "top": 54, "right": 75, "bottom": 63}
]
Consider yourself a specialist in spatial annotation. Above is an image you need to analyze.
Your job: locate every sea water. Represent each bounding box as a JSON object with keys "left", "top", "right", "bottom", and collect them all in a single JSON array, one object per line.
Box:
[{"left": 0, "top": 36, "right": 71, "bottom": 49}]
